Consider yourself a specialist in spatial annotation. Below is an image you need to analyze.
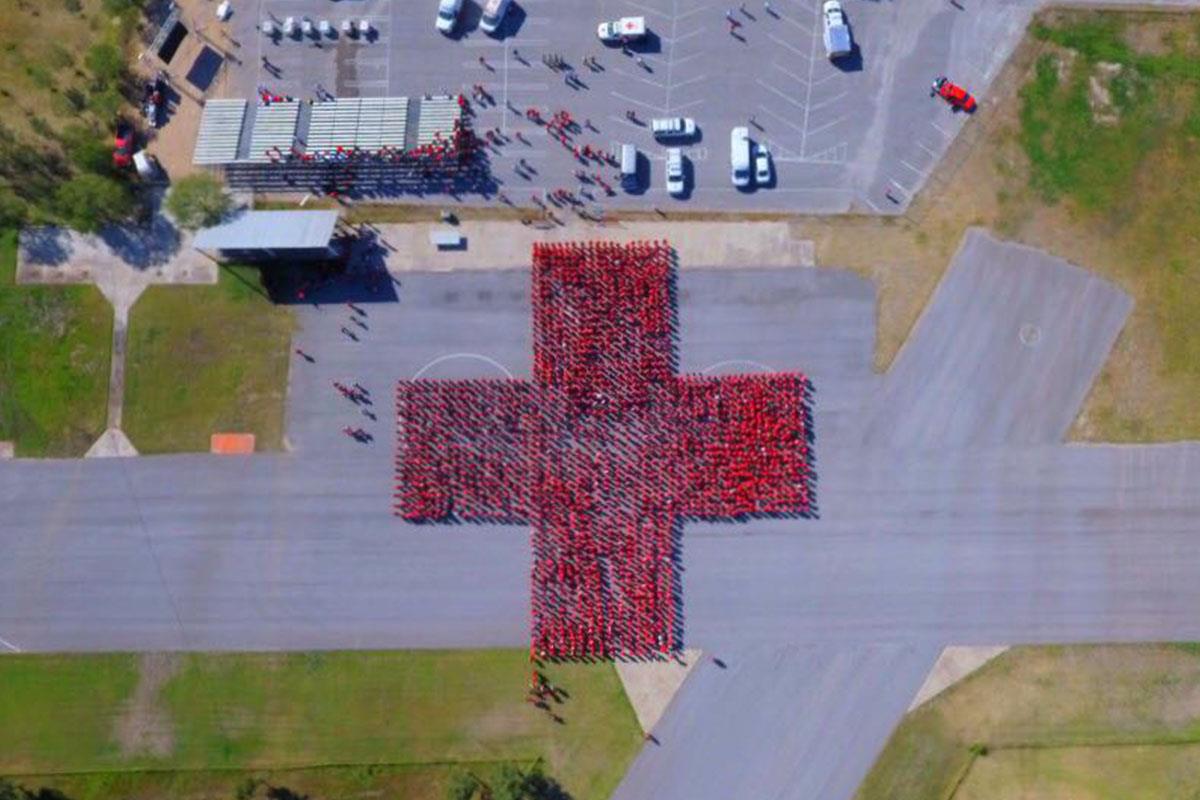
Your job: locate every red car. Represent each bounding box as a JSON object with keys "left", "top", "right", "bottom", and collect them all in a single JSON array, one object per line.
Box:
[
  {"left": 113, "top": 122, "right": 134, "bottom": 168},
  {"left": 931, "top": 76, "right": 977, "bottom": 112}
]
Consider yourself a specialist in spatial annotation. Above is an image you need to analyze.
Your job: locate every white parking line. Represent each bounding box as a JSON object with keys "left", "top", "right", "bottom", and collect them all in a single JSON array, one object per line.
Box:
[
  {"left": 669, "top": 51, "right": 707, "bottom": 69},
  {"left": 898, "top": 158, "right": 926, "bottom": 176},
  {"left": 622, "top": 0, "right": 675, "bottom": 20},
  {"left": 669, "top": 97, "right": 706, "bottom": 112},
  {"left": 809, "top": 90, "right": 848, "bottom": 113},
  {"left": 670, "top": 73, "right": 710, "bottom": 92},
  {"left": 766, "top": 33, "right": 812, "bottom": 60},
  {"left": 756, "top": 104, "right": 811, "bottom": 138},
  {"left": 610, "top": 67, "right": 668, "bottom": 90},
  {"left": 0, "top": 636, "right": 21, "bottom": 653},
  {"left": 610, "top": 90, "right": 667, "bottom": 114},
  {"left": 770, "top": 60, "right": 810, "bottom": 87},
  {"left": 804, "top": 114, "right": 847, "bottom": 139},
  {"left": 917, "top": 141, "right": 940, "bottom": 158},
  {"left": 664, "top": 27, "right": 709, "bottom": 46},
  {"left": 755, "top": 78, "right": 809, "bottom": 112},
  {"left": 782, "top": 13, "right": 814, "bottom": 38},
  {"left": 930, "top": 120, "right": 956, "bottom": 137},
  {"left": 677, "top": 4, "right": 715, "bottom": 22}
]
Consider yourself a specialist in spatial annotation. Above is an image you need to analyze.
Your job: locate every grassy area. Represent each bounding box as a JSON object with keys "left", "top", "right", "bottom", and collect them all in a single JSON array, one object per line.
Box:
[
  {"left": 122, "top": 266, "right": 293, "bottom": 454},
  {"left": 790, "top": 8, "right": 1200, "bottom": 442},
  {"left": 956, "top": 743, "right": 1200, "bottom": 800},
  {"left": 856, "top": 645, "right": 1200, "bottom": 800},
  {"left": 0, "top": 650, "right": 643, "bottom": 800},
  {"left": 0, "top": 228, "right": 113, "bottom": 456}
]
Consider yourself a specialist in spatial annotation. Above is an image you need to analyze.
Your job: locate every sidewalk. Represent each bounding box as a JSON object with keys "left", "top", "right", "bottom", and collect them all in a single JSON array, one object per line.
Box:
[{"left": 375, "top": 219, "right": 816, "bottom": 271}]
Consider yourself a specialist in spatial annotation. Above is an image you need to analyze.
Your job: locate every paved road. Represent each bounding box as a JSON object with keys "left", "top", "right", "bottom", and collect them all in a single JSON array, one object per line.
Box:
[
  {"left": 611, "top": 644, "right": 939, "bottom": 800},
  {"left": 4, "top": 232, "right": 1200, "bottom": 798}
]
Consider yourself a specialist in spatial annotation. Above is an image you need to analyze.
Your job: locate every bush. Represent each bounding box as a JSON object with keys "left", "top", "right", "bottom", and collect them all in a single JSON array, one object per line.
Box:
[
  {"left": 445, "top": 770, "right": 478, "bottom": 800},
  {"left": 54, "top": 173, "right": 133, "bottom": 232},
  {"left": 166, "top": 174, "right": 233, "bottom": 230},
  {"left": 61, "top": 125, "right": 113, "bottom": 176},
  {"left": 0, "top": 189, "right": 29, "bottom": 229},
  {"left": 84, "top": 43, "right": 124, "bottom": 87}
]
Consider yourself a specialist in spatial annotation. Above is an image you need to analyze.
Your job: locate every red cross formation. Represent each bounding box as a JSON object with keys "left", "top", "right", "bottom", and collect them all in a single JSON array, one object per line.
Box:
[{"left": 395, "top": 240, "right": 813, "bottom": 659}]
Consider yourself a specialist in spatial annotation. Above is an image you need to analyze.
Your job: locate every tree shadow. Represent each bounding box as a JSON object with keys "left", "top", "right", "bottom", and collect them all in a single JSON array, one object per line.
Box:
[{"left": 19, "top": 227, "right": 74, "bottom": 267}]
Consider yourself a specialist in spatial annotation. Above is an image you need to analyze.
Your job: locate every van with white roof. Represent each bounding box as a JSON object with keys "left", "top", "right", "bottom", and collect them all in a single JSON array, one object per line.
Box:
[{"left": 730, "top": 126, "right": 751, "bottom": 188}]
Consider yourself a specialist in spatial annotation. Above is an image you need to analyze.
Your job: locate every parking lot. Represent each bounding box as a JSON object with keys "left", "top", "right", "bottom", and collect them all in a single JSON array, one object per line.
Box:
[{"left": 215, "top": 0, "right": 1038, "bottom": 213}]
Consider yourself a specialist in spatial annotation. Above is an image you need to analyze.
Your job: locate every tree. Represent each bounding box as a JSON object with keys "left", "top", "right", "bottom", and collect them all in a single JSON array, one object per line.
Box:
[
  {"left": 84, "top": 43, "right": 124, "bottom": 88},
  {"left": 165, "top": 173, "right": 232, "bottom": 230},
  {"left": 445, "top": 770, "right": 478, "bottom": 800},
  {"left": 0, "top": 778, "right": 23, "bottom": 800},
  {"left": 60, "top": 125, "right": 112, "bottom": 176},
  {"left": 0, "top": 188, "right": 27, "bottom": 229},
  {"left": 54, "top": 173, "right": 133, "bottom": 232}
]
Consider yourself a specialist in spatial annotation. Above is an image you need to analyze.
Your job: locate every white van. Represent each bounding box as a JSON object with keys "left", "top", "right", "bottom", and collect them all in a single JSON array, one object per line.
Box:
[
  {"left": 480, "top": 0, "right": 511, "bottom": 34},
  {"left": 730, "top": 126, "right": 751, "bottom": 188},
  {"left": 619, "top": 143, "right": 638, "bottom": 190}
]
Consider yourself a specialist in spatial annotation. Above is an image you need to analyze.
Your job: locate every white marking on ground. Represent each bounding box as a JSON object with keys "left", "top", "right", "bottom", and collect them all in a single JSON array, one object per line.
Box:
[
  {"left": 701, "top": 359, "right": 777, "bottom": 374},
  {"left": 412, "top": 353, "right": 515, "bottom": 380},
  {"left": 0, "top": 636, "right": 21, "bottom": 653}
]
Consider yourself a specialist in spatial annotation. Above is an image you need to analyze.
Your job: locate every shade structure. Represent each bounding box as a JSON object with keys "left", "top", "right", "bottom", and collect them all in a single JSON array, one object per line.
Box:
[{"left": 193, "top": 210, "right": 340, "bottom": 252}]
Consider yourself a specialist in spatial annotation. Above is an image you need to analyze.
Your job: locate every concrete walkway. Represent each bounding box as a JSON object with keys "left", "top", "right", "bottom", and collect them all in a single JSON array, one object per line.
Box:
[
  {"left": 18, "top": 214, "right": 218, "bottom": 458},
  {"left": 375, "top": 220, "right": 816, "bottom": 271}
]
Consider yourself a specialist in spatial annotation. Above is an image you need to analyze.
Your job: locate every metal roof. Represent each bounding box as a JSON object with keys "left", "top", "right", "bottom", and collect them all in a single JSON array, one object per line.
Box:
[
  {"left": 306, "top": 97, "right": 410, "bottom": 154},
  {"left": 247, "top": 101, "right": 301, "bottom": 163},
  {"left": 193, "top": 210, "right": 340, "bottom": 251},
  {"left": 416, "top": 95, "right": 462, "bottom": 146},
  {"left": 193, "top": 99, "right": 247, "bottom": 165}
]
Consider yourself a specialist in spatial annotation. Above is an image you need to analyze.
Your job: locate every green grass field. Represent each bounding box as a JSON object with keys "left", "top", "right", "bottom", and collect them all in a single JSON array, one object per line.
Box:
[
  {"left": 956, "top": 743, "right": 1200, "bottom": 800},
  {"left": 0, "top": 650, "right": 643, "bottom": 800},
  {"left": 122, "top": 266, "right": 294, "bottom": 454},
  {"left": 0, "top": 228, "right": 113, "bottom": 456},
  {"left": 856, "top": 645, "right": 1200, "bottom": 800}
]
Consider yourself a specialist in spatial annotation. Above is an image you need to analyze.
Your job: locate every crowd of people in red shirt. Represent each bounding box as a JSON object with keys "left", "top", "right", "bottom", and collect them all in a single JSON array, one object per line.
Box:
[{"left": 395, "top": 241, "right": 813, "bottom": 658}]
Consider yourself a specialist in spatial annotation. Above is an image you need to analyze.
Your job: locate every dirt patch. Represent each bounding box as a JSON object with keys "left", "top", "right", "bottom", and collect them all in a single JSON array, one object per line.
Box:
[
  {"left": 614, "top": 650, "right": 701, "bottom": 733},
  {"left": 114, "top": 652, "right": 181, "bottom": 758},
  {"left": 1088, "top": 61, "right": 1124, "bottom": 125}
]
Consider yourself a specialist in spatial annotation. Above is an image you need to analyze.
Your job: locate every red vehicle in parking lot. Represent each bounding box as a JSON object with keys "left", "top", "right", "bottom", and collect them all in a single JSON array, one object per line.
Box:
[{"left": 931, "top": 76, "right": 977, "bottom": 112}]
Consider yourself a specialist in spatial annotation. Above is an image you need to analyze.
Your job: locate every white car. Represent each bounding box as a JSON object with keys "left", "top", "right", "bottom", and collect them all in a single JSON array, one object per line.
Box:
[
  {"left": 665, "top": 148, "right": 685, "bottom": 195},
  {"left": 651, "top": 117, "right": 697, "bottom": 140},
  {"left": 480, "top": 0, "right": 512, "bottom": 34},
  {"left": 436, "top": 0, "right": 463, "bottom": 33},
  {"left": 755, "top": 145, "right": 771, "bottom": 185}
]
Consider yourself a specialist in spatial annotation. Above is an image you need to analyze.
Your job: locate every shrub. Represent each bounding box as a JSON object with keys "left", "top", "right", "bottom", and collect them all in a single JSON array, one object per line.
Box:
[
  {"left": 54, "top": 173, "right": 133, "bottom": 232},
  {"left": 84, "top": 42, "right": 124, "bottom": 87},
  {"left": 166, "top": 174, "right": 233, "bottom": 230}
]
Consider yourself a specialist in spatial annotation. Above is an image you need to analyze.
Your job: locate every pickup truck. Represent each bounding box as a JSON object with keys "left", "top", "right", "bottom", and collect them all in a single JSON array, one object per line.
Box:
[
  {"left": 822, "top": 0, "right": 853, "bottom": 60},
  {"left": 597, "top": 16, "right": 646, "bottom": 43}
]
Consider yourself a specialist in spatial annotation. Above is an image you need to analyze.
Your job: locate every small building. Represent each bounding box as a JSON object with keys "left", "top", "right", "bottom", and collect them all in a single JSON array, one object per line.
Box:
[{"left": 193, "top": 210, "right": 342, "bottom": 262}]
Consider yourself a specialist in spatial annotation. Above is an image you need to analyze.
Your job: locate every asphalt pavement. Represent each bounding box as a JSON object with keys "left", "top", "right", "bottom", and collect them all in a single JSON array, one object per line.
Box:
[
  {"left": 3, "top": 232, "right": 1200, "bottom": 799},
  {"left": 210, "top": 0, "right": 1040, "bottom": 212}
]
